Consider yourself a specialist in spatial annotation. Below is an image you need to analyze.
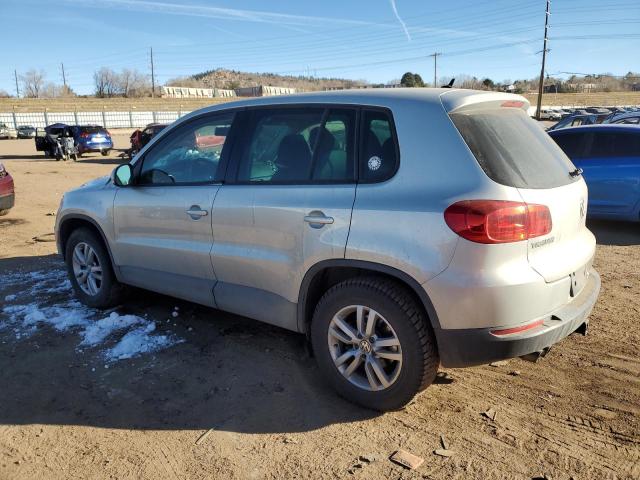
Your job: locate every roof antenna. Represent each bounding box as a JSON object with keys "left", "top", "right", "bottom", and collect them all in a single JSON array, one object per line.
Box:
[{"left": 441, "top": 78, "right": 455, "bottom": 88}]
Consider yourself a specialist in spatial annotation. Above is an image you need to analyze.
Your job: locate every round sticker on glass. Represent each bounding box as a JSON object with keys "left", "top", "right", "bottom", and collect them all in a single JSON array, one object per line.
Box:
[{"left": 367, "top": 156, "right": 382, "bottom": 171}]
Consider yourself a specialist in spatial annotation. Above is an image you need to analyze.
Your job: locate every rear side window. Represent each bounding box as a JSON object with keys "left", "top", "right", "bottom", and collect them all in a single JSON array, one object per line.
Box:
[
  {"left": 587, "top": 132, "right": 640, "bottom": 158},
  {"left": 360, "top": 110, "right": 399, "bottom": 182},
  {"left": 78, "top": 126, "right": 105, "bottom": 134},
  {"left": 450, "top": 108, "right": 578, "bottom": 189},
  {"left": 235, "top": 107, "right": 356, "bottom": 183}
]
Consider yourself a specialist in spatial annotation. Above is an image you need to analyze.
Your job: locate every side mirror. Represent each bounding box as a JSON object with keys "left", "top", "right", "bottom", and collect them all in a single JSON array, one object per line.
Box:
[{"left": 112, "top": 164, "right": 133, "bottom": 187}]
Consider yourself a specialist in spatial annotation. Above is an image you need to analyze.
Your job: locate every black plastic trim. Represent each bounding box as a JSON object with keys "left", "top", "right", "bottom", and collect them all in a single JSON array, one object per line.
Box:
[
  {"left": 57, "top": 214, "right": 121, "bottom": 280},
  {"left": 296, "top": 259, "right": 442, "bottom": 333}
]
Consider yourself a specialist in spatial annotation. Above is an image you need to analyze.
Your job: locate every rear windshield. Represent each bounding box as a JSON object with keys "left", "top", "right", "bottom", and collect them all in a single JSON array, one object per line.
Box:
[
  {"left": 78, "top": 126, "right": 106, "bottom": 134},
  {"left": 450, "top": 108, "right": 578, "bottom": 189}
]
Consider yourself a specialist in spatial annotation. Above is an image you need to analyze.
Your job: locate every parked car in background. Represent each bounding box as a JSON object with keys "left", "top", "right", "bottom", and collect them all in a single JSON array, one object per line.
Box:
[
  {"left": 35, "top": 123, "right": 70, "bottom": 157},
  {"left": 55, "top": 89, "right": 600, "bottom": 410},
  {"left": 547, "top": 114, "right": 599, "bottom": 131},
  {"left": 71, "top": 125, "right": 113, "bottom": 156},
  {"left": 538, "top": 108, "right": 562, "bottom": 120},
  {"left": 0, "top": 163, "right": 15, "bottom": 216},
  {"left": 603, "top": 112, "right": 640, "bottom": 125},
  {"left": 549, "top": 124, "right": 640, "bottom": 222},
  {"left": 0, "top": 124, "right": 8, "bottom": 139},
  {"left": 16, "top": 125, "right": 36, "bottom": 138}
]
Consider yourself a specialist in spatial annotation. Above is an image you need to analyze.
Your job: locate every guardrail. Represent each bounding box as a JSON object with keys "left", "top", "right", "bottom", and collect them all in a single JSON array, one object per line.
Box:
[{"left": 0, "top": 110, "right": 191, "bottom": 129}]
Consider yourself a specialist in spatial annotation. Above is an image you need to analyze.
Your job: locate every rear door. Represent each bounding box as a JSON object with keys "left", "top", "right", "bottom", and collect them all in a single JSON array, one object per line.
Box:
[
  {"left": 577, "top": 131, "right": 640, "bottom": 217},
  {"left": 449, "top": 104, "right": 595, "bottom": 286},
  {"left": 112, "top": 111, "right": 235, "bottom": 307},
  {"left": 210, "top": 106, "right": 357, "bottom": 331}
]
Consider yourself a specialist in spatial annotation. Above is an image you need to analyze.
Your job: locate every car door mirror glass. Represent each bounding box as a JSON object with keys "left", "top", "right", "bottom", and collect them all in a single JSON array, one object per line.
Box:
[{"left": 113, "top": 164, "right": 133, "bottom": 187}]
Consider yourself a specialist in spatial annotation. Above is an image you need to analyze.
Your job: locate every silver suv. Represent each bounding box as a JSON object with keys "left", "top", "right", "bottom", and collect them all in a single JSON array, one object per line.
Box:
[{"left": 55, "top": 89, "right": 600, "bottom": 410}]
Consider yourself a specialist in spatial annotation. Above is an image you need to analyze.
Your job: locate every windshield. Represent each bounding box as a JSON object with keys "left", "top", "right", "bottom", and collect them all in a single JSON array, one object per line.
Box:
[{"left": 450, "top": 107, "right": 579, "bottom": 189}]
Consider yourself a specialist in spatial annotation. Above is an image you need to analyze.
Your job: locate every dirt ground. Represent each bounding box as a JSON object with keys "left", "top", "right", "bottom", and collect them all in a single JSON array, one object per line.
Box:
[{"left": 0, "top": 135, "right": 638, "bottom": 480}]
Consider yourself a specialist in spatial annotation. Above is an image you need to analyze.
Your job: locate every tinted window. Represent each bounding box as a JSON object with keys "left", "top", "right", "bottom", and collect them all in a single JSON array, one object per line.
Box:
[
  {"left": 587, "top": 132, "right": 640, "bottom": 158},
  {"left": 552, "top": 132, "right": 586, "bottom": 158},
  {"left": 139, "top": 112, "right": 233, "bottom": 185},
  {"left": 236, "top": 107, "right": 355, "bottom": 183},
  {"left": 78, "top": 126, "right": 106, "bottom": 134},
  {"left": 360, "top": 110, "right": 398, "bottom": 182},
  {"left": 450, "top": 108, "right": 577, "bottom": 189}
]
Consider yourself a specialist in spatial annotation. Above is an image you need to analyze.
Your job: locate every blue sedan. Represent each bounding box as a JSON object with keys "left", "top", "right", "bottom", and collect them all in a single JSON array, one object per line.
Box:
[{"left": 549, "top": 125, "right": 640, "bottom": 222}]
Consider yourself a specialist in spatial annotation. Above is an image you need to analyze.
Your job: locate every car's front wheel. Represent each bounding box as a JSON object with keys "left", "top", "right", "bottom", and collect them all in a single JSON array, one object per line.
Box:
[
  {"left": 311, "top": 277, "right": 439, "bottom": 411},
  {"left": 65, "top": 228, "right": 125, "bottom": 308}
]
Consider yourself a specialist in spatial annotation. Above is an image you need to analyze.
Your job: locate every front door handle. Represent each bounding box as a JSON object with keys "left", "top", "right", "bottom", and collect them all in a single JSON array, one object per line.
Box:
[
  {"left": 186, "top": 205, "right": 208, "bottom": 219},
  {"left": 304, "top": 210, "right": 334, "bottom": 228}
]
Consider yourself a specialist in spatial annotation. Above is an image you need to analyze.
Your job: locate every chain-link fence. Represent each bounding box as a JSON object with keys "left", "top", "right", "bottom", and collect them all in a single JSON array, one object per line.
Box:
[{"left": 0, "top": 110, "right": 191, "bottom": 129}]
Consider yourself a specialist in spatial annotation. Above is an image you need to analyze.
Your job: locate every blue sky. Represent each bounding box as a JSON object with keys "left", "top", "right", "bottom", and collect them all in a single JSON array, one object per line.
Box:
[{"left": 1, "top": 0, "right": 638, "bottom": 95}]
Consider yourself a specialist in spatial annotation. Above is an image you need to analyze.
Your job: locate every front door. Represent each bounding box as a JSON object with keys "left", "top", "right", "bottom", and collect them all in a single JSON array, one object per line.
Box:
[
  {"left": 112, "top": 111, "right": 235, "bottom": 306},
  {"left": 211, "top": 107, "right": 358, "bottom": 330}
]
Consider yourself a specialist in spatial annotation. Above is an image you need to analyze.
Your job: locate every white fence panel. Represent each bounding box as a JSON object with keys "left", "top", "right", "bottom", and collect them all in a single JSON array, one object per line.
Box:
[
  {"left": 154, "top": 111, "right": 180, "bottom": 124},
  {"left": 48, "top": 112, "right": 76, "bottom": 125},
  {"left": 131, "top": 111, "right": 154, "bottom": 127},
  {"left": 0, "top": 110, "right": 190, "bottom": 129},
  {"left": 104, "top": 111, "right": 130, "bottom": 128},
  {"left": 76, "top": 112, "right": 104, "bottom": 125}
]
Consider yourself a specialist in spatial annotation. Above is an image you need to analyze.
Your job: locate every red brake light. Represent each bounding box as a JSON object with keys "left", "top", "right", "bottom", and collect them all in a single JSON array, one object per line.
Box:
[
  {"left": 444, "top": 200, "right": 552, "bottom": 244},
  {"left": 501, "top": 100, "right": 525, "bottom": 108},
  {"left": 80, "top": 132, "right": 90, "bottom": 138}
]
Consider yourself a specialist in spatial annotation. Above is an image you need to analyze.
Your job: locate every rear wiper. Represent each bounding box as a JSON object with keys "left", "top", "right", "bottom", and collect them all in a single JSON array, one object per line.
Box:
[{"left": 569, "top": 168, "right": 583, "bottom": 178}]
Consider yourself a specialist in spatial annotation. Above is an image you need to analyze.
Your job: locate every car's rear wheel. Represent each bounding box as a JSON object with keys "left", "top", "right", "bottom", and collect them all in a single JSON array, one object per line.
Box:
[
  {"left": 311, "top": 277, "right": 439, "bottom": 411},
  {"left": 101, "top": 150, "right": 109, "bottom": 157},
  {"left": 65, "top": 228, "right": 125, "bottom": 308}
]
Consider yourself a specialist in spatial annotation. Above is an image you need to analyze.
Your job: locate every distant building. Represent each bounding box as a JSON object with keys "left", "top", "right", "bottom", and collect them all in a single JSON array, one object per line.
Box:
[
  {"left": 234, "top": 85, "right": 297, "bottom": 97},
  {"left": 161, "top": 86, "right": 236, "bottom": 98}
]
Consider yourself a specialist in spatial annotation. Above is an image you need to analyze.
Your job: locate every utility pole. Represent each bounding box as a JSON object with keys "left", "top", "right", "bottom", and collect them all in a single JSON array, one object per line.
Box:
[
  {"left": 14, "top": 70, "right": 20, "bottom": 97},
  {"left": 428, "top": 52, "right": 441, "bottom": 87},
  {"left": 150, "top": 46, "right": 156, "bottom": 98},
  {"left": 536, "top": 0, "right": 551, "bottom": 120},
  {"left": 61, "top": 62, "right": 67, "bottom": 88}
]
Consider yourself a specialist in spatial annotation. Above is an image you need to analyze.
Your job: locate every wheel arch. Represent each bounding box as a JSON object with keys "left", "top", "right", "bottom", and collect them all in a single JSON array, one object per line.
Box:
[
  {"left": 57, "top": 214, "right": 119, "bottom": 279},
  {"left": 297, "top": 259, "right": 442, "bottom": 336}
]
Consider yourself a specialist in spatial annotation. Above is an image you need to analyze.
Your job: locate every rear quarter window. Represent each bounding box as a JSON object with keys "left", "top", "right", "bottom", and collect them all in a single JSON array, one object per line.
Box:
[{"left": 450, "top": 108, "right": 578, "bottom": 189}]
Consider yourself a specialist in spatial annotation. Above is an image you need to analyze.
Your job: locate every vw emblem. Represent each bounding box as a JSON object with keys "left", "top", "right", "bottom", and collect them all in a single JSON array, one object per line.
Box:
[{"left": 579, "top": 199, "right": 585, "bottom": 220}]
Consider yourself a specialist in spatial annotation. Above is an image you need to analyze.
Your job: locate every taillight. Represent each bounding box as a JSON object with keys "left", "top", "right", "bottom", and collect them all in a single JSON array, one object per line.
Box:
[
  {"left": 80, "top": 132, "right": 90, "bottom": 138},
  {"left": 444, "top": 200, "right": 552, "bottom": 244}
]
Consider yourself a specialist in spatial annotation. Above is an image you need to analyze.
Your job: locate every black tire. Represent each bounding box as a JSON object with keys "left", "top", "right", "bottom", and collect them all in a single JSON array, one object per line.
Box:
[
  {"left": 101, "top": 150, "right": 109, "bottom": 157},
  {"left": 311, "top": 277, "right": 439, "bottom": 411},
  {"left": 65, "top": 228, "right": 126, "bottom": 308},
  {"left": 0, "top": 209, "right": 8, "bottom": 216}
]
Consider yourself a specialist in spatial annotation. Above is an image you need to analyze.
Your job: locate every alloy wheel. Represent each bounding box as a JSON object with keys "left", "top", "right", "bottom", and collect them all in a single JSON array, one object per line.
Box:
[
  {"left": 327, "top": 305, "right": 403, "bottom": 391},
  {"left": 72, "top": 242, "right": 103, "bottom": 296}
]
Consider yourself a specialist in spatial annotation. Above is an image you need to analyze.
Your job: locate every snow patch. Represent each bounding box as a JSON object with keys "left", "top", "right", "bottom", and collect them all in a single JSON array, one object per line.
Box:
[
  {"left": 106, "top": 322, "right": 175, "bottom": 361},
  {"left": 1, "top": 267, "right": 182, "bottom": 361}
]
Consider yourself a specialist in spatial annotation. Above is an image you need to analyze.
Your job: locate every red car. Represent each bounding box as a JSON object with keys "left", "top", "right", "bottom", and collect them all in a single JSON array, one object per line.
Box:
[{"left": 0, "top": 163, "right": 15, "bottom": 216}]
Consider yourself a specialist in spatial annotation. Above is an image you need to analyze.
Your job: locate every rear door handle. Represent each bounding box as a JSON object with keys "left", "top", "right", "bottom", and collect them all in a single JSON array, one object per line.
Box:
[
  {"left": 304, "top": 211, "right": 334, "bottom": 227},
  {"left": 186, "top": 206, "right": 208, "bottom": 219}
]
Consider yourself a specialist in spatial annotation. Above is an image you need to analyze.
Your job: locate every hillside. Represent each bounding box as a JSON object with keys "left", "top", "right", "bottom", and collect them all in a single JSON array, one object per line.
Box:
[{"left": 167, "top": 68, "right": 369, "bottom": 92}]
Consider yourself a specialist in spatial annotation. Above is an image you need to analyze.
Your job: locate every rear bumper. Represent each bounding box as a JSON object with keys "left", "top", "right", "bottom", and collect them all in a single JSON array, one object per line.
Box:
[
  {"left": 0, "top": 193, "right": 15, "bottom": 211},
  {"left": 436, "top": 268, "right": 600, "bottom": 367},
  {"left": 78, "top": 142, "right": 112, "bottom": 152}
]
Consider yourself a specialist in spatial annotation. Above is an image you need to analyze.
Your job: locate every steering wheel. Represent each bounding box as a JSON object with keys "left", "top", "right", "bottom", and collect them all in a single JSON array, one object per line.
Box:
[{"left": 148, "top": 168, "right": 175, "bottom": 184}]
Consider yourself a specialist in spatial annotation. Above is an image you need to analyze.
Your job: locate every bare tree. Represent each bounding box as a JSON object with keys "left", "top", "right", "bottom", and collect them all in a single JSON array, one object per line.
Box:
[
  {"left": 20, "top": 69, "right": 46, "bottom": 98},
  {"left": 0, "top": 89, "right": 11, "bottom": 98},
  {"left": 94, "top": 67, "right": 119, "bottom": 98}
]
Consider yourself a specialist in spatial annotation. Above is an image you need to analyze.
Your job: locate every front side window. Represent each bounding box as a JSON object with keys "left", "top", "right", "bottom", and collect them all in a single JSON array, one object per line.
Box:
[
  {"left": 360, "top": 110, "right": 399, "bottom": 182},
  {"left": 138, "top": 113, "right": 233, "bottom": 185},
  {"left": 552, "top": 132, "right": 586, "bottom": 158},
  {"left": 236, "top": 108, "right": 355, "bottom": 183}
]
